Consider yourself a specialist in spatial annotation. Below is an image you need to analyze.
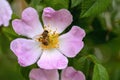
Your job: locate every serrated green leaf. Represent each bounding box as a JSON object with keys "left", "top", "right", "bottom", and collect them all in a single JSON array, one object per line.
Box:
[
  {"left": 81, "top": 0, "right": 111, "bottom": 18},
  {"left": 71, "top": 0, "right": 83, "bottom": 8},
  {"left": 93, "top": 63, "right": 109, "bottom": 80}
]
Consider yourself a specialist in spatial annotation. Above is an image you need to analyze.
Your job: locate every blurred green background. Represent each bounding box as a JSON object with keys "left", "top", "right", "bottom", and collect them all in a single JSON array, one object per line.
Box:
[{"left": 0, "top": 0, "right": 120, "bottom": 80}]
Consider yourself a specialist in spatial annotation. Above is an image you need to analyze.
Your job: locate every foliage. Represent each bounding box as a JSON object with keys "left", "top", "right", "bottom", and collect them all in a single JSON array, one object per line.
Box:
[
  {"left": 0, "top": 0, "right": 120, "bottom": 80},
  {"left": 80, "top": 0, "right": 111, "bottom": 17}
]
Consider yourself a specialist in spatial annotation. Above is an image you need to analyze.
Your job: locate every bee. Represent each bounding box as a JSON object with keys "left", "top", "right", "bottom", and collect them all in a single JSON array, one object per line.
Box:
[{"left": 40, "top": 30, "right": 49, "bottom": 45}]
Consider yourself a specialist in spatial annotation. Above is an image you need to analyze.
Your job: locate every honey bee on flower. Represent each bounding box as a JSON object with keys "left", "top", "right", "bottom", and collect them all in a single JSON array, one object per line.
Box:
[
  {"left": 10, "top": 7, "right": 85, "bottom": 69},
  {"left": 38, "top": 30, "right": 49, "bottom": 45}
]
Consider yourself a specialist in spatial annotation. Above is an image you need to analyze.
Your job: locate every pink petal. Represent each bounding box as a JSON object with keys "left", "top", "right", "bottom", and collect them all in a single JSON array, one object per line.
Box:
[
  {"left": 42, "top": 7, "right": 73, "bottom": 33},
  {"left": 37, "top": 49, "right": 68, "bottom": 69},
  {"left": 10, "top": 38, "right": 42, "bottom": 67},
  {"left": 22, "top": 7, "right": 43, "bottom": 31},
  {"left": 61, "top": 67, "right": 86, "bottom": 80},
  {"left": 12, "top": 7, "right": 43, "bottom": 38},
  {"left": 58, "top": 26, "right": 85, "bottom": 57},
  {"left": 0, "top": 0, "right": 12, "bottom": 26},
  {"left": 29, "top": 68, "right": 59, "bottom": 80}
]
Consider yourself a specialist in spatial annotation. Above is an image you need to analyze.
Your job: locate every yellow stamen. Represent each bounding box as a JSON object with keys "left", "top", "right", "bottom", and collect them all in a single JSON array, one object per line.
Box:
[{"left": 37, "top": 29, "right": 59, "bottom": 50}]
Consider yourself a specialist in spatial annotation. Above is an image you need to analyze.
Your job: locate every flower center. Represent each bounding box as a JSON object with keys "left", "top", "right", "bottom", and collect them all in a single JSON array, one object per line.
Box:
[{"left": 37, "top": 30, "right": 59, "bottom": 49}]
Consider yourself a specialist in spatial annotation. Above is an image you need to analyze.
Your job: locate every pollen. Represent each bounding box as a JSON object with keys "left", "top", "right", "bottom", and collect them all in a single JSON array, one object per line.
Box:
[{"left": 38, "top": 30, "right": 59, "bottom": 50}]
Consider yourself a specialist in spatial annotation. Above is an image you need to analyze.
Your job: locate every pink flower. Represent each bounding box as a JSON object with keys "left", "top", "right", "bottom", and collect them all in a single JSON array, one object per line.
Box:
[
  {"left": 0, "top": 0, "right": 12, "bottom": 26},
  {"left": 29, "top": 67, "right": 86, "bottom": 80},
  {"left": 10, "top": 7, "right": 85, "bottom": 69}
]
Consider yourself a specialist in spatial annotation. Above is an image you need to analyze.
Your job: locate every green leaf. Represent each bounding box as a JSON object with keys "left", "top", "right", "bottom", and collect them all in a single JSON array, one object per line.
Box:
[
  {"left": 0, "top": 32, "right": 10, "bottom": 54},
  {"left": 2, "top": 26, "right": 18, "bottom": 40},
  {"left": 73, "top": 56, "right": 88, "bottom": 70},
  {"left": 30, "top": 0, "right": 41, "bottom": 8},
  {"left": 0, "top": 54, "right": 25, "bottom": 80},
  {"left": 87, "top": 55, "right": 99, "bottom": 63},
  {"left": 20, "top": 64, "right": 37, "bottom": 80},
  {"left": 20, "top": 67, "right": 31, "bottom": 80},
  {"left": 0, "top": 25, "right": 19, "bottom": 54},
  {"left": 81, "top": 0, "right": 111, "bottom": 18},
  {"left": 41, "top": 0, "right": 69, "bottom": 9},
  {"left": 93, "top": 63, "right": 109, "bottom": 80},
  {"left": 72, "top": 55, "right": 92, "bottom": 78},
  {"left": 71, "top": 0, "right": 83, "bottom": 8}
]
